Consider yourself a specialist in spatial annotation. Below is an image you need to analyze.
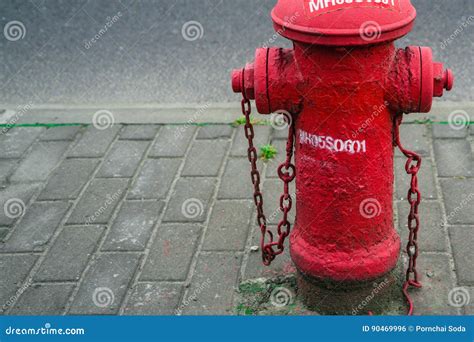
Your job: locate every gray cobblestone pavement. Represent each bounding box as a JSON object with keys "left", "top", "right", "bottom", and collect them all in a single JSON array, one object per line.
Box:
[{"left": 0, "top": 122, "right": 473, "bottom": 316}]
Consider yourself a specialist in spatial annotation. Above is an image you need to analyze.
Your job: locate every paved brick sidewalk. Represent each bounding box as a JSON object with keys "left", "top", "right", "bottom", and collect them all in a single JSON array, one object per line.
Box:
[{"left": 0, "top": 122, "right": 472, "bottom": 315}]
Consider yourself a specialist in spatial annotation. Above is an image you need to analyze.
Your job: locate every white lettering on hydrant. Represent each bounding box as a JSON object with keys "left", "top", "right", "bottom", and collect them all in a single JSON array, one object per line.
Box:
[
  {"left": 299, "top": 129, "right": 367, "bottom": 154},
  {"left": 308, "top": 0, "right": 397, "bottom": 15}
]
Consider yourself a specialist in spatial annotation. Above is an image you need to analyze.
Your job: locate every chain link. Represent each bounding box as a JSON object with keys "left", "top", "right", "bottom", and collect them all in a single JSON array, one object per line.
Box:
[
  {"left": 394, "top": 114, "right": 423, "bottom": 316},
  {"left": 241, "top": 95, "right": 296, "bottom": 266}
]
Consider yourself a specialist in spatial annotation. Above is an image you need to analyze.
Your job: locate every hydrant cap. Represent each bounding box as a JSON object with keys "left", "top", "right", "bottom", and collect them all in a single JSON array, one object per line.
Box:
[{"left": 272, "top": 0, "right": 417, "bottom": 46}]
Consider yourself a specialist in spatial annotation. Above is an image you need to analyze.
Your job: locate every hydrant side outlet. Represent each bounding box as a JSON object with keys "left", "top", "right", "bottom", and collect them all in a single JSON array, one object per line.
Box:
[{"left": 231, "top": 0, "right": 454, "bottom": 314}]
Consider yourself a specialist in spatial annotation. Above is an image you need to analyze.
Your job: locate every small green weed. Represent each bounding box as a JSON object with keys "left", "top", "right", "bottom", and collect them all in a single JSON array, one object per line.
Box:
[{"left": 260, "top": 144, "right": 278, "bottom": 161}]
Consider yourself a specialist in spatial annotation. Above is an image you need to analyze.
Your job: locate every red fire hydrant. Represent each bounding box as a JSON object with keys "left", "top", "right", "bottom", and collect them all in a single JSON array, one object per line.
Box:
[{"left": 232, "top": 0, "right": 453, "bottom": 314}]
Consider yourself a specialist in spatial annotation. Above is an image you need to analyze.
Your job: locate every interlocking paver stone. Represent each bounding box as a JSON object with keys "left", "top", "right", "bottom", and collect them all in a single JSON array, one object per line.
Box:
[
  {"left": 180, "top": 252, "right": 242, "bottom": 315},
  {"left": 102, "top": 201, "right": 164, "bottom": 251},
  {"left": 398, "top": 201, "right": 446, "bottom": 252},
  {"left": 272, "top": 127, "right": 289, "bottom": 140},
  {"left": 395, "top": 124, "right": 430, "bottom": 157},
  {"left": 124, "top": 283, "right": 182, "bottom": 315},
  {"left": 68, "top": 126, "right": 120, "bottom": 158},
  {"left": 231, "top": 126, "right": 271, "bottom": 157},
  {"left": 433, "top": 140, "right": 474, "bottom": 177},
  {"left": 440, "top": 179, "right": 474, "bottom": 225},
  {"left": 69, "top": 253, "right": 141, "bottom": 315},
  {"left": 10, "top": 284, "right": 74, "bottom": 315},
  {"left": 218, "top": 158, "right": 255, "bottom": 200},
  {"left": 395, "top": 157, "right": 437, "bottom": 200},
  {"left": 140, "top": 223, "right": 201, "bottom": 281},
  {"left": 120, "top": 125, "right": 159, "bottom": 140},
  {"left": 0, "top": 183, "right": 39, "bottom": 226},
  {"left": 0, "top": 228, "right": 8, "bottom": 241},
  {"left": 128, "top": 159, "right": 181, "bottom": 200},
  {"left": 34, "top": 225, "right": 105, "bottom": 282},
  {"left": 10, "top": 141, "right": 70, "bottom": 182},
  {"left": 182, "top": 140, "right": 228, "bottom": 177},
  {"left": 67, "top": 178, "right": 128, "bottom": 225},
  {"left": 265, "top": 139, "right": 288, "bottom": 178},
  {"left": 39, "top": 159, "right": 99, "bottom": 200},
  {"left": 432, "top": 125, "right": 468, "bottom": 139},
  {"left": 203, "top": 201, "right": 253, "bottom": 251},
  {"left": 97, "top": 141, "right": 149, "bottom": 178},
  {"left": 0, "top": 121, "right": 470, "bottom": 316},
  {"left": 0, "top": 160, "right": 17, "bottom": 184},
  {"left": 163, "top": 177, "right": 215, "bottom": 223},
  {"left": 0, "top": 255, "right": 37, "bottom": 313},
  {"left": 0, "top": 202, "right": 70, "bottom": 252},
  {"left": 449, "top": 226, "right": 474, "bottom": 285},
  {"left": 197, "top": 125, "right": 233, "bottom": 140},
  {"left": 0, "top": 127, "right": 43, "bottom": 159},
  {"left": 149, "top": 126, "right": 196, "bottom": 157},
  {"left": 40, "top": 126, "right": 81, "bottom": 141},
  {"left": 410, "top": 253, "right": 458, "bottom": 315}
]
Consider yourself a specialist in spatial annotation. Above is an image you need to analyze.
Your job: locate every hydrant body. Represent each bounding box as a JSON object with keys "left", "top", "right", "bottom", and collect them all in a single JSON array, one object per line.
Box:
[
  {"left": 291, "top": 42, "right": 400, "bottom": 282},
  {"left": 232, "top": 0, "right": 453, "bottom": 312}
]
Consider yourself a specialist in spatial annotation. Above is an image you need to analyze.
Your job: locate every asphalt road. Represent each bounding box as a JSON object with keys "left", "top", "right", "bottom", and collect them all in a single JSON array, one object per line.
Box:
[{"left": 0, "top": 0, "right": 473, "bottom": 106}]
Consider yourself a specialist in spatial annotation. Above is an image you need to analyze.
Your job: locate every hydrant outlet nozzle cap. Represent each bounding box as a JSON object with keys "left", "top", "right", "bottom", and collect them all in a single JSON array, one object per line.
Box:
[
  {"left": 231, "top": 64, "right": 256, "bottom": 100},
  {"left": 445, "top": 69, "right": 454, "bottom": 91},
  {"left": 231, "top": 69, "right": 243, "bottom": 93},
  {"left": 272, "top": 0, "right": 417, "bottom": 46}
]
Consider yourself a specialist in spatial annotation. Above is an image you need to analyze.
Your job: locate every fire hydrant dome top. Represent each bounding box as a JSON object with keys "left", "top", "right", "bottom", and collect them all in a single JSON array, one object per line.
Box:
[{"left": 271, "top": 0, "right": 417, "bottom": 46}]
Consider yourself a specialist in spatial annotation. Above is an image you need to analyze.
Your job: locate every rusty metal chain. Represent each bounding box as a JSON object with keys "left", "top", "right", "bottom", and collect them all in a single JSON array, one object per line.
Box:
[
  {"left": 394, "top": 114, "right": 423, "bottom": 316},
  {"left": 240, "top": 95, "right": 295, "bottom": 266}
]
